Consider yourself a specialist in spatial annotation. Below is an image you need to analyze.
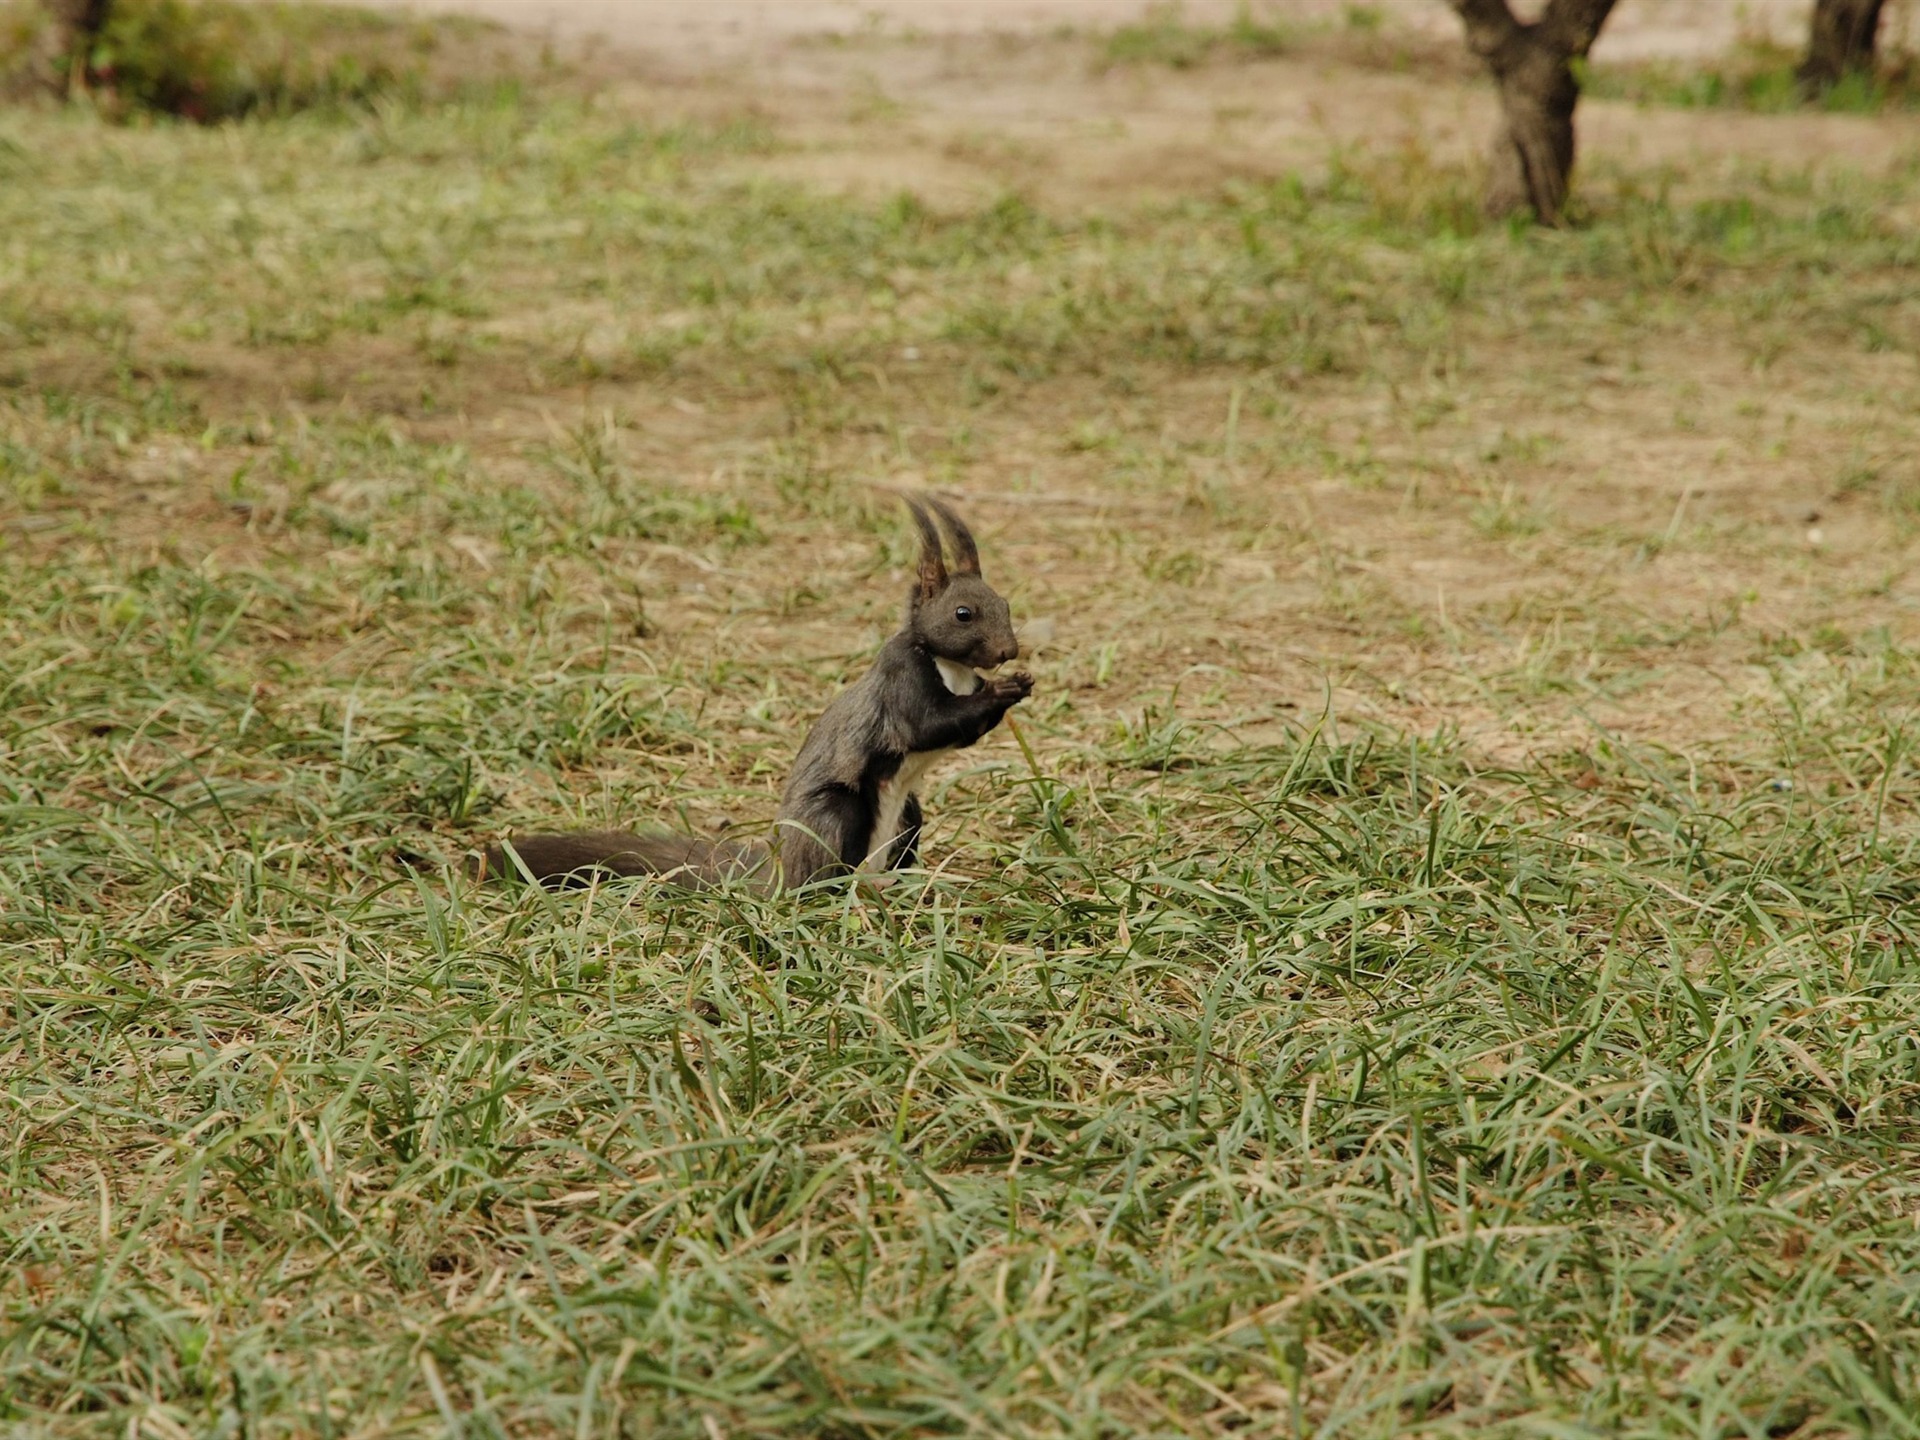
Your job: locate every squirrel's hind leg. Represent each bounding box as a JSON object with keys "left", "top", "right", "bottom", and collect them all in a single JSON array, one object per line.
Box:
[{"left": 888, "top": 794, "right": 924, "bottom": 871}]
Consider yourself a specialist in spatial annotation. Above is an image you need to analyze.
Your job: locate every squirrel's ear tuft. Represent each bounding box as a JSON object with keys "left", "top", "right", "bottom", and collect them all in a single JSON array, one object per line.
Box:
[
  {"left": 902, "top": 493, "right": 948, "bottom": 599},
  {"left": 926, "top": 495, "right": 981, "bottom": 576}
]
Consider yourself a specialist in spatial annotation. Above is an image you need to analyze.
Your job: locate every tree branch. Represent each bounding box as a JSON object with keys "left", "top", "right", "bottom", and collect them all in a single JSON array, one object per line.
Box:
[
  {"left": 1539, "top": 0, "right": 1621, "bottom": 61},
  {"left": 1442, "top": 0, "right": 1523, "bottom": 65}
]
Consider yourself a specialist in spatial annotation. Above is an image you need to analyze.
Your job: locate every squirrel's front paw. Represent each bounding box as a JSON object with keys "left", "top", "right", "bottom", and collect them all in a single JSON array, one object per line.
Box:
[{"left": 992, "top": 671, "right": 1034, "bottom": 702}]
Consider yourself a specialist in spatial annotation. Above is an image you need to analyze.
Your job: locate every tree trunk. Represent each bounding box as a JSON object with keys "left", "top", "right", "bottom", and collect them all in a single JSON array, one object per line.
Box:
[
  {"left": 1445, "top": 0, "right": 1619, "bottom": 225},
  {"left": 36, "top": 0, "right": 113, "bottom": 96},
  {"left": 1798, "top": 0, "right": 1886, "bottom": 91},
  {"left": 1482, "top": 36, "right": 1580, "bottom": 223}
]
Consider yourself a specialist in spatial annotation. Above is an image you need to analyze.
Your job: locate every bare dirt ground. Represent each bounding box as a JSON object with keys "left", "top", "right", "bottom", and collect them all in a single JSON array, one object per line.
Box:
[
  {"left": 317, "top": 0, "right": 1821, "bottom": 63},
  {"left": 169, "top": 0, "right": 1920, "bottom": 769},
  {"left": 311, "top": 0, "right": 1915, "bottom": 209}
]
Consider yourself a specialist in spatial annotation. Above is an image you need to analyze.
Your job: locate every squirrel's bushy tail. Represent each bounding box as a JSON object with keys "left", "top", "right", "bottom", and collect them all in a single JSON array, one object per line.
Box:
[{"left": 484, "top": 830, "right": 775, "bottom": 892}]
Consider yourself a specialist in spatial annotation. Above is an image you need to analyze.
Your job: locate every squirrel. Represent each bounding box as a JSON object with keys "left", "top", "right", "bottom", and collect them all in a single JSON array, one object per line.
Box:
[{"left": 483, "top": 493, "right": 1034, "bottom": 892}]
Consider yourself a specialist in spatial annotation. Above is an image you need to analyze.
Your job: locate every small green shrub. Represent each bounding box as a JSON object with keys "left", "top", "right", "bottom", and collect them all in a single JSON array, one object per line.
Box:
[
  {"left": 0, "top": 0, "right": 497, "bottom": 121},
  {"left": 122, "top": 0, "right": 440, "bottom": 119}
]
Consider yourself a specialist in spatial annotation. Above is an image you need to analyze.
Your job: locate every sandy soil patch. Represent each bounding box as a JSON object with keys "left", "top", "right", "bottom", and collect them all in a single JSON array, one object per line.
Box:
[{"left": 242, "top": 0, "right": 1825, "bottom": 64}]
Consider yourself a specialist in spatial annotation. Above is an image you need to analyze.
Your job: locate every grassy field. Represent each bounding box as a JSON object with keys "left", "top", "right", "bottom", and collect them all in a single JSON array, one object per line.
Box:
[{"left": 5, "top": 9, "right": 1920, "bottom": 1436}]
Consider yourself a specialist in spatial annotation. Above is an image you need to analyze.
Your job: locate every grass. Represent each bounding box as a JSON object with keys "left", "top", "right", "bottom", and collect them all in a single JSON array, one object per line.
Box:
[
  {"left": 5, "top": 14, "right": 1920, "bottom": 1437},
  {"left": 1586, "top": 42, "right": 1920, "bottom": 115},
  {"left": 1099, "top": 2, "right": 1292, "bottom": 70}
]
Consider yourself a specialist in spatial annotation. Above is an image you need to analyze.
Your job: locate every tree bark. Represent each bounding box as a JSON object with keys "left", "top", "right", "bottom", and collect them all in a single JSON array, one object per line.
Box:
[
  {"left": 1798, "top": 0, "right": 1886, "bottom": 91},
  {"left": 1445, "top": 0, "right": 1620, "bottom": 225},
  {"left": 36, "top": 0, "right": 113, "bottom": 96}
]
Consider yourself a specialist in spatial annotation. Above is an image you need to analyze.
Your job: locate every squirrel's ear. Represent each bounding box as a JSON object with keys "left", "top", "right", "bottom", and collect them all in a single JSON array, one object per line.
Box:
[
  {"left": 926, "top": 495, "right": 981, "bottom": 576},
  {"left": 902, "top": 494, "right": 947, "bottom": 599}
]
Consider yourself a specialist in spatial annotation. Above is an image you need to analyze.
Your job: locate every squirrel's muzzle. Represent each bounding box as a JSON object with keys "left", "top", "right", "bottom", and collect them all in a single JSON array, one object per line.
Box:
[{"left": 981, "top": 639, "right": 1019, "bottom": 668}]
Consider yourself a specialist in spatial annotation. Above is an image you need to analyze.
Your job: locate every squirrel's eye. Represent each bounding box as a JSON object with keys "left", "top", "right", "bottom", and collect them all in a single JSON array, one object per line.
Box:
[{"left": 955, "top": 606, "right": 974, "bottom": 623}]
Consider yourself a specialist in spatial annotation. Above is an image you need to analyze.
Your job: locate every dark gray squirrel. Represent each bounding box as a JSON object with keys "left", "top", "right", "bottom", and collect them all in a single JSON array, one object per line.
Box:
[{"left": 484, "top": 493, "right": 1034, "bottom": 891}]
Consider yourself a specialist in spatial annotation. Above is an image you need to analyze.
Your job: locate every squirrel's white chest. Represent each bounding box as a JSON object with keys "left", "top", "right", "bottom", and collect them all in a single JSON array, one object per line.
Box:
[
  {"left": 860, "top": 658, "right": 982, "bottom": 871},
  {"left": 865, "top": 748, "right": 951, "bottom": 871},
  {"left": 934, "top": 656, "right": 982, "bottom": 696}
]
